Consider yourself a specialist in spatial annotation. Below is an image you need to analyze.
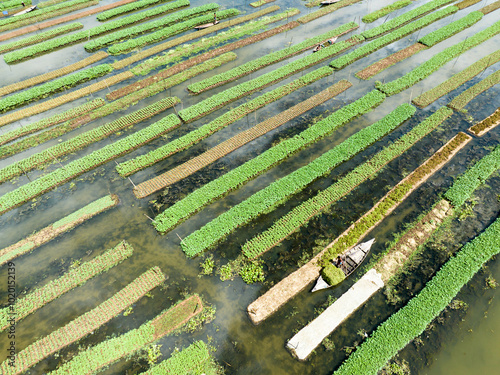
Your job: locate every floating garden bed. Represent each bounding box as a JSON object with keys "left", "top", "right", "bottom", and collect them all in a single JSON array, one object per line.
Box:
[
  {"left": 468, "top": 106, "right": 500, "bottom": 136},
  {"left": 241, "top": 107, "right": 453, "bottom": 259},
  {"left": 0, "top": 266, "right": 166, "bottom": 375},
  {"left": 447, "top": 69, "right": 500, "bottom": 111},
  {"left": 0, "top": 195, "right": 119, "bottom": 266},
  {"left": 154, "top": 89, "right": 385, "bottom": 235},
  {"left": 133, "top": 80, "right": 351, "bottom": 198},
  {"left": 97, "top": 0, "right": 173, "bottom": 21},
  {"left": 0, "top": 240, "right": 133, "bottom": 331},
  {"left": 300, "top": 0, "right": 362, "bottom": 22},
  {"left": 362, "top": 0, "right": 412, "bottom": 23}
]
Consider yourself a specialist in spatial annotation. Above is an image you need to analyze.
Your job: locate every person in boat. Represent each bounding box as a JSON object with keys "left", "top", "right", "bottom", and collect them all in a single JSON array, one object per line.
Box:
[
  {"left": 336, "top": 255, "right": 344, "bottom": 269},
  {"left": 314, "top": 38, "right": 335, "bottom": 52},
  {"left": 21, "top": 2, "right": 25, "bottom": 6},
  {"left": 213, "top": 12, "right": 217, "bottom": 25}
]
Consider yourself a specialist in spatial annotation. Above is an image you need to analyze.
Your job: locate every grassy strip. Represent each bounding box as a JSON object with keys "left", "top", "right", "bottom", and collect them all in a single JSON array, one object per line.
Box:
[
  {"left": 333, "top": 216, "right": 500, "bottom": 375},
  {"left": 0, "top": 0, "right": 91, "bottom": 28},
  {"left": 447, "top": 69, "right": 500, "bottom": 111},
  {"left": 0, "top": 0, "right": 135, "bottom": 41},
  {"left": 38, "top": 0, "right": 72, "bottom": 8},
  {"left": 108, "top": 8, "right": 240, "bottom": 55},
  {"left": 187, "top": 22, "right": 358, "bottom": 94},
  {"left": 142, "top": 341, "right": 217, "bottom": 375},
  {"left": 330, "top": 6, "right": 457, "bottom": 70},
  {"left": 118, "top": 67, "right": 335, "bottom": 179},
  {"left": 49, "top": 294, "right": 204, "bottom": 375},
  {"left": 0, "top": 195, "right": 119, "bottom": 266},
  {"left": 456, "top": 0, "right": 482, "bottom": 9},
  {"left": 0, "top": 23, "right": 83, "bottom": 54},
  {"left": 0, "top": 267, "right": 166, "bottom": 375},
  {"left": 241, "top": 107, "right": 453, "bottom": 259},
  {"left": 0, "top": 64, "right": 113, "bottom": 113},
  {"left": 480, "top": 0, "right": 500, "bottom": 14},
  {"left": 444, "top": 145, "right": 500, "bottom": 207},
  {"left": 412, "top": 49, "right": 500, "bottom": 108},
  {"left": 0, "top": 240, "right": 133, "bottom": 331},
  {"left": 178, "top": 36, "right": 363, "bottom": 123},
  {"left": 134, "top": 80, "right": 351, "bottom": 197},
  {"left": 3, "top": 0, "right": 191, "bottom": 63},
  {"left": 378, "top": 19, "right": 500, "bottom": 96},
  {"left": 0, "top": 51, "right": 108, "bottom": 97},
  {"left": 299, "top": 0, "right": 362, "bottom": 23},
  {"left": 0, "top": 114, "right": 181, "bottom": 216},
  {"left": 355, "top": 43, "right": 427, "bottom": 80},
  {"left": 0, "top": 0, "right": 31, "bottom": 10},
  {"left": 154, "top": 89, "right": 385, "bottom": 234},
  {"left": 0, "top": 71, "right": 134, "bottom": 128},
  {"left": 132, "top": 8, "right": 300, "bottom": 75},
  {"left": 97, "top": 0, "right": 172, "bottom": 21},
  {"left": 0, "top": 98, "right": 180, "bottom": 183},
  {"left": 418, "top": 11, "right": 483, "bottom": 47},
  {"left": 320, "top": 132, "right": 471, "bottom": 265},
  {"left": 111, "top": 5, "right": 280, "bottom": 70},
  {"left": 182, "top": 104, "right": 416, "bottom": 257},
  {"left": 251, "top": 0, "right": 275, "bottom": 7},
  {"left": 469, "top": 107, "right": 500, "bottom": 136},
  {"left": 362, "top": 0, "right": 455, "bottom": 39},
  {"left": 362, "top": 0, "right": 412, "bottom": 23},
  {"left": 87, "top": 2, "right": 222, "bottom": 52},
  {"left": 0, "top": 98, "right": 105, "bottom": 147}
]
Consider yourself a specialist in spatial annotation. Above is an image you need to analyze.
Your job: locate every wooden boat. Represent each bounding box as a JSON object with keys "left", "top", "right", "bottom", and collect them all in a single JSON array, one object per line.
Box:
[
  {"left": 320, "top": 0, "right": 342, "bottom": 5},
  {"left": 194, "top": 20, "right": 219, "bottom": 30},
  {"left": 311, "top": 238, "right": 375, "bottom": 292},
  {"left": 13, "top": 5, "right": 37, "bottom": 16},
  {"left": 312, "top": 36, "right": 338, "bottom": 52}
]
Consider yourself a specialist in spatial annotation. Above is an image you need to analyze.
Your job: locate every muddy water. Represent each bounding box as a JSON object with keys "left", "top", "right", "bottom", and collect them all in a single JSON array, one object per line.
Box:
[{"left": 0, "top": 0, "right": 499, "bottom": 374}]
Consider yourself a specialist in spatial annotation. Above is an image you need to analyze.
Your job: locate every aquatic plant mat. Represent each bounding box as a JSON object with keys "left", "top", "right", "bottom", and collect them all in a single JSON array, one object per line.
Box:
[
  {"left": 133, "top": 80, "right": 352, "bottom": 198},
  {"left": 356, "top": 43, "right": 427, "bottom": 80},
  {"left": 333, "top": 216, "right": 500, "bottom": 375},
  {"left": 0, "top": 240, "right": 133, "bottom": 331},
  {"left": 247, "top": 131, "right": 470, "bottom": 324},
  {"left": 48, "top": 294, "right": 203, "bottom": 375},
  {"left": 0, "top": 195, "right": 119, "bottom": 265},
  {"left": 0, "top": 267, "right": 166, "bottom": 375}
]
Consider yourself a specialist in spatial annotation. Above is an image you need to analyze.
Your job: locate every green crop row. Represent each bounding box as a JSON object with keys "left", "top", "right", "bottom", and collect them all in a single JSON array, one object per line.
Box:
[
  {"left": 0, "top": 97, "right": 179, "bottom": 184},
  {"left": 377, "top": 18, "right": 500, "bottom": 96},
  {"left": 187, "top": 22, "right": 358, "bottom": 94},
  {"left": 330, "top": 6, "right": 457, "bottom": 70},
  {"left": 448, "top": 69, "right": 500, "bottom": 111},
  {"left": 0, "top": 0, "right": 31, "bottom": 10},
  {"left": 132, "top": 8, "right": 301, "bottom": 75},
  {"left": 444, "top": 145, "right": 500, "bottom": 207},
  {"left": 182, "top": 104, "right": 416, "bottom": 257},
  {"left": 179, "top": 36, "right": 363, "bottom": 123},
  {"left": 362, "top": 0, "right": 412, "bottom": 23},
  {"left": 3, "top": 0, "right": 191, "bottom": 63},
  {"left": 419, "top": 11, "right": 483, "bottom": 47},
  {"left": 143, "top": 341, "right": 218, "bottom": 375},
  {"left": 412, "top": 49, "right": 500, "bottom": 108},
  {"left": 0, "top": 195, "right": 119, "bottom": 266},
  {"left": 333, "top": 216, "right": 500, "bottom": 375},
  {"left": 0, "top": 98, "right": 104, "bottom": 146},
  {"left": 0, "top": 266, "right": 166, "bottom": 375},
  {"left": 0, "top": 241, "right": 133, "bottom": 332},
  {"left": 118, "top": 67, "right": 334, "bottom": 178},
  {"left": 0, "top": 22, "right": 83, "bottom": 54},
  {"left": 154, "top": 89, "right": 385, "bottom": 235},
  {"left": 241, "top": 107, "right": 453, "bottom": 259},
  {"left": 0, "top": 114, "right": 181, "bottom": 216},
  {"left": 97, "top": 0, "right": 172, "bottom": 21},
  {"left": 108, "top": 8, "right": 240, "bottom": 55},
  {"left": 0, "top": 64, "right": 112, "bottom": 113},
  {"left": 362, "top": 0, "right": 455, "bottom": 39},
  {"left": 48, "top": 294, "right": 205, "bottom": 375},
  {"left": 320, "top": 132, "right": 471, "bottom": 265},
  {"left": 300, "top": 0, "right": 362, "bottom": 22},
  {"left": 0, "top": 0, "right": 89, "bottom": 27},
  {"left": 85, "top": 2, "right": 218, "bottom": 52}
]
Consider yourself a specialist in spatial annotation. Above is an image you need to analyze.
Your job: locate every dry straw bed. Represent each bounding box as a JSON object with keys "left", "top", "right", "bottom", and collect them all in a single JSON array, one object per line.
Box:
[
  {"left": 0, "top": 51, "right": 109, "bottom": 98},
  {"left": 0, "top": 195, "right": 119, "bottom": 266},
  {"left": 0, "top": 266, "right": 166, "bottom": 375},
  {"left": 0, "top": 71, "right": 134, "bottom": 128},
  {"left": 133, "top": 80, "right": 352, "bottom": 198}
]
